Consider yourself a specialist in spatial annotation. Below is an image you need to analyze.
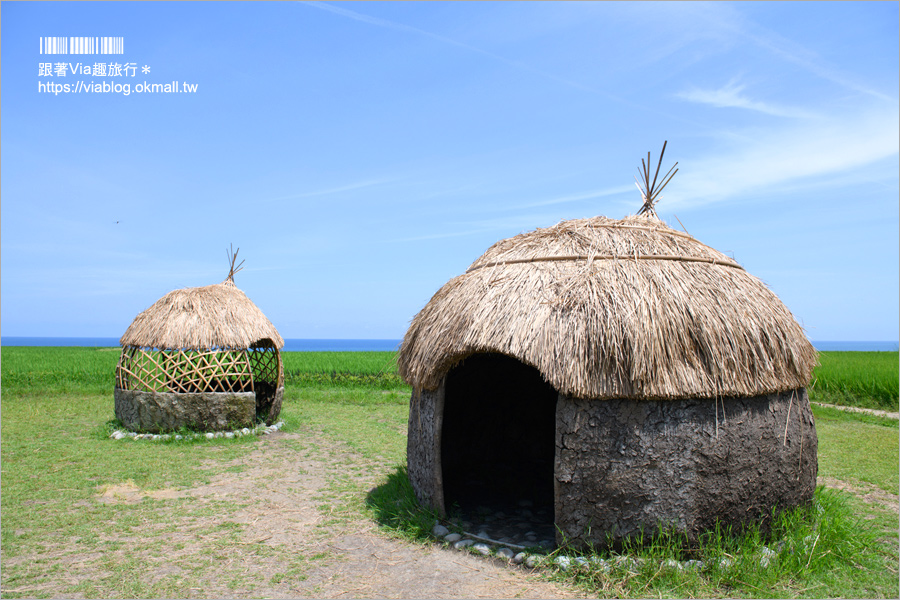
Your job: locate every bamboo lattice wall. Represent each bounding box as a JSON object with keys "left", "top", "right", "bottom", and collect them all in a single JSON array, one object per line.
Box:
[{"left": 116, "top": 342, "right": 282, "bottom": 394}]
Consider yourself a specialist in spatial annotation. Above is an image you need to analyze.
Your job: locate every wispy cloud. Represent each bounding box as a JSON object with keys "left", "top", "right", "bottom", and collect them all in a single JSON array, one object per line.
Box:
[
  {"left": 299, "top": 1, "right": 624, "bottom": 102},
  {"left": 676, "top": 2, "right": 896, "bottom": 102},
  {"left": 739, "top": 26, "right": 895, "bottom": 103},
  {"left": 676, "top": 78, "right": 820, "bottom": 119},
  {"left": 515, "top": 185, "right": 635, "bottom": 209},
  {"left": 662, "top": 106, "right": 900, "bottom": 209},
  {"left": 390, "top": 208, "right": 600, "bottom": 244},
  {"left": 389, "top": 228, "right": 493, "bottom": 244},
  {"left": 266, "top": 178, "right": 394, "bottom": 202}
]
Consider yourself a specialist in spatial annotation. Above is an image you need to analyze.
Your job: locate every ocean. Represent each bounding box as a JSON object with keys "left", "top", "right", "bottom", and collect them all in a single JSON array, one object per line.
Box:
[{"left": 0, "top": 337, "right": 897, "bottom": 352}]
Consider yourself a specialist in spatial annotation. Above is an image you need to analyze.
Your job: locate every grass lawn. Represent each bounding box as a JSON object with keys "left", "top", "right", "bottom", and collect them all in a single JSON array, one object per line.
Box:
[{"left": 1, "top": 347, "right": 897, "bottom": 598}]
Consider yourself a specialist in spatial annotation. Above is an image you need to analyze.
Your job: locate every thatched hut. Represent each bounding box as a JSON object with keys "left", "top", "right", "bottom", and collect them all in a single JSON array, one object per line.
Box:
[
  {"left": 398, "top": 150, "right": 818, "bottom": 548},
  {"left": 115, "top": 251, "right": 284, "bottom": 433}
]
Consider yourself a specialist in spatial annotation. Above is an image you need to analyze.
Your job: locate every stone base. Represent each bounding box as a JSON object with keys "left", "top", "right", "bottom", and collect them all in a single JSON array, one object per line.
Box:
[{"left": 114, "top": 388, "right": 256, "bottom": 433}]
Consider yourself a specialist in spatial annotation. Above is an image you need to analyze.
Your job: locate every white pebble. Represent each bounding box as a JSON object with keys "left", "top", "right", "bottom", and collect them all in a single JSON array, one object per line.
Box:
[
  {"left": 225, "top": 432, "right": 234, "bottom": 439},
  {"left": 512, "top": 552, "right": 526, "bottom": 565},
  {"left": 205, "top": 432, "right": 214, "bottom": 439},
  {"left": 525, "top": 555, "right": 542, "bottom": 568},
  {"left": 453, "top": 539, "right": 474, "bottom": 550},
  {"left": 555, "top": 556, "right": 571, "bottom": 570},
  {"left": 432, "top": 524, "right": 449, "bottom": 537},
  {"left": 241, "top": 428, "right": 251, "bottom": 435},
  {"left": 175, "top": 435, "right": 183, "bottom": 441},
  {"left": 444, "top": 533, "right": 462, "bottom": 543},
  {"left": 472, "top": 543, "right": 491, "bottom": 556},
  {"left": 496, "top": 547, "right": 515, "bottom": 560}
]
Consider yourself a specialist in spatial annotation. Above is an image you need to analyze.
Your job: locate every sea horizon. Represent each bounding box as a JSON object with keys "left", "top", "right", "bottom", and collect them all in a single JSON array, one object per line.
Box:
[{"left": 1, "top": 336, "right": 898, "bottom": 353}]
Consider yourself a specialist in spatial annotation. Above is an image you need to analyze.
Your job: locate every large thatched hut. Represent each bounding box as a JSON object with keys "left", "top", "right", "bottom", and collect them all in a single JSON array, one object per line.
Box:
[
  {"left": 398, "top": 153, "right": 818, "bottom": 548},
  {"left": 115, "top": 251, "right": 284, "bottom": 433}
]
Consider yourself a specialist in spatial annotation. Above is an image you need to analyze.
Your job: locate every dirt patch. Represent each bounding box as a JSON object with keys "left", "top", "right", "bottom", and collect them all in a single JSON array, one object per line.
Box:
[
  {"left": 98, "top": 481, "right": 183, "bottom": 503},
  {"left": 818, "top": 475, "right": 899, "bottom": 513}
]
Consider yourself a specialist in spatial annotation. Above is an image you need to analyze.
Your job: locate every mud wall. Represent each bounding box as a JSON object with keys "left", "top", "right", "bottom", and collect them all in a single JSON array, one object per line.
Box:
[
  {"left": 406, "top": 385, "right": 445, "bottom": 513},
  {"left": 554, "top": 389, "right": 818, "bottom": 548}
]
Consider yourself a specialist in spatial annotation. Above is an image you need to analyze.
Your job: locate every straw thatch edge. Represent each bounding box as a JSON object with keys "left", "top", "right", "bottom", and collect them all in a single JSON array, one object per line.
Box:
[
  {"left": 398, "top": 215, "right": 817, "bottom": 400},
  {"left": 120, "top": 279, "right": 284, "bottom": 351}
]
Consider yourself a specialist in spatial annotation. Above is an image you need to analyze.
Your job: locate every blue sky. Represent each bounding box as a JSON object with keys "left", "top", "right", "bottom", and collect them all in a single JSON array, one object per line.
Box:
[{"left": 2, "top": 1, "right": 898, "bottom": 341}]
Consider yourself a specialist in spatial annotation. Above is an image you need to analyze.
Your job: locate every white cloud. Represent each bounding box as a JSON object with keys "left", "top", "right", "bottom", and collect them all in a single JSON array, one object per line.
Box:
[
  {"left": 676, "top": 79, "right": 820, "bottom": 119},
  {"left": 662, "top": 106, "right": 900, "bottom": 209}
]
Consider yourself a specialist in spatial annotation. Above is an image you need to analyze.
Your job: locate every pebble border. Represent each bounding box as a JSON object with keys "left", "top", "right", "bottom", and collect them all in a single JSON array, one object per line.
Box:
[
  {"left": 109, "top": 421, "right": 285, "bottom": 441},
  {"left": 430, "top": 523, "right": 798, "bottom": 572}
]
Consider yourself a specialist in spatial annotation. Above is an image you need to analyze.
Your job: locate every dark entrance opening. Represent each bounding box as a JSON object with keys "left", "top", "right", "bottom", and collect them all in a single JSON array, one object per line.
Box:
[
  {"left": 442, "top": 353, "right": 558, "bottom": 543},
  {"left": 248, "top": 338, "right": 282, "bottom": 423}
]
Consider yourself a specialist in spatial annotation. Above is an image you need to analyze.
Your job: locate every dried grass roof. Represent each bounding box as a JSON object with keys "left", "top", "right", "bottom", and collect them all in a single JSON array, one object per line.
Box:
[
  {"left": 398, "top": 214, "right": 817, "bottom": 400},
  {"left": 120, "top": 278, "right": 284, "bottom": 350}
]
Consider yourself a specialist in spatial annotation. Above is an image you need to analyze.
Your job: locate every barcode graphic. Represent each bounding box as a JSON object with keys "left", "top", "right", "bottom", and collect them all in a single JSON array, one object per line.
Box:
[{"left": 40, "top": 37, "right": 124, "bottom": 55}]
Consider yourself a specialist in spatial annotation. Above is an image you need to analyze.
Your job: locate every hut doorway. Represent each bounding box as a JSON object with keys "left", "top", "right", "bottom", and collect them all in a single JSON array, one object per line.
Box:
[
  {"left": 248, "top": 338, "right": 283, "bottom": 423},
  {"left": 441, "top": 353, "right": 558, "bottom": 532}
]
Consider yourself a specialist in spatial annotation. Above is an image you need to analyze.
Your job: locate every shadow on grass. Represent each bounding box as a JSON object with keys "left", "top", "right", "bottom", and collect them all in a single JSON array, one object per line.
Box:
[{"left": 365, "top": 465, "right": 439, "bottom": 541}]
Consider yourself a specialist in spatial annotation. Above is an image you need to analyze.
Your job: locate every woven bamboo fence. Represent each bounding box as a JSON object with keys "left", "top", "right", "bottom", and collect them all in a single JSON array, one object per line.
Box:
[{"left": 116, "top": 339, "right": 282, "bottom": 394}]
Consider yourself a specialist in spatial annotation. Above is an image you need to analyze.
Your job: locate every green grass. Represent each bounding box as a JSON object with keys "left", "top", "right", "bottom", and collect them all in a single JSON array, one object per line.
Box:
[
  {"left": 282, "top": 350, "right": 407, "bottom": 388},
  {"left": 1, "top": 346, "right": 898, "bottom": 598},
  {"left": 809, "top": 351, "right": 899, "bottom": 411},
  {"left": 812, "top": 405, "right": 899, "bottom": 493},
  {"left": 0, "top": 346, "right": 120, "bottom": 393}
]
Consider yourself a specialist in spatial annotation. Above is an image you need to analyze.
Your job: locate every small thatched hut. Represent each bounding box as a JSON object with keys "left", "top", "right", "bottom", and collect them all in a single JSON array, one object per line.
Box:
[
  {"left": 115, "top": 251, "right": 284, "bottom": 433},
  {"left": 398, "top": 149, "right": 818, "bottom": 548}
]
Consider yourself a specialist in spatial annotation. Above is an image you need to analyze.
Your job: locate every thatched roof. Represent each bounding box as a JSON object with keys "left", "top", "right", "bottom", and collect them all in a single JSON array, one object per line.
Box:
[
  {"left": 120, "top": 278, "right": 284, "bottom": 350},
  {"left": 397, "top": 214, "right": 817, "bottom": 400}
]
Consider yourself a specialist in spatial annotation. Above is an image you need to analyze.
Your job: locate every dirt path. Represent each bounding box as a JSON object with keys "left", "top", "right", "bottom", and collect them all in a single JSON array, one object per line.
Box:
[
  {"left": 811, "top": 401, "right": 899, "bottom": 420},
  {"left": 90, "top": 432, "right": 581, "bottom": 599}
]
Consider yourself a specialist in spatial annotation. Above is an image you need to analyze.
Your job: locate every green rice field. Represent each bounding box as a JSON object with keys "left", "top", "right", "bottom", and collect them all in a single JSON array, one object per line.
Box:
[
  {"left": 2, "top": 347, "right": 895, "bottom": 410},
  {"left": 809, "top": 351, "right": 899, "bottom": 410}
]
